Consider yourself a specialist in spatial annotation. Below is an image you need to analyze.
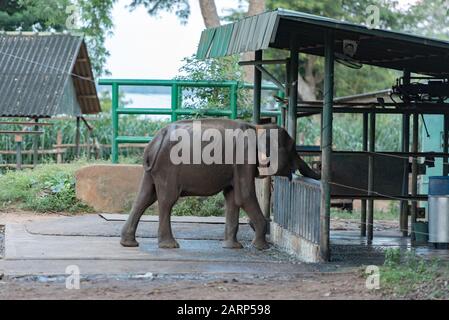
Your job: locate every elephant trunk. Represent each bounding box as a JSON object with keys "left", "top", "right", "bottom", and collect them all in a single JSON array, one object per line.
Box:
[{"left": 294, "top": 154, "right": 321, "bottom": 180}]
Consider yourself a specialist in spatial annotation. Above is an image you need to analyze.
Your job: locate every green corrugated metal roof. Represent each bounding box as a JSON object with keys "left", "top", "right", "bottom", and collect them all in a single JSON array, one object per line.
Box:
[
  {"left": 196, "top": 9, "right": 449, "bottom": 76},
  {"left": 197, "top": 11, "right": 279, "bottom": 59}
]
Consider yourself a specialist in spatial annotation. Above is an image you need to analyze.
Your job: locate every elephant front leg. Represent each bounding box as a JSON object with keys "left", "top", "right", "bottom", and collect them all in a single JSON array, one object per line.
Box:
[
  {"left": 222, "top": 189, "right": 243, "bottom": 249},
  {"left": 121, "top": 172, "right": 156, "bottom": 247},
  {"left": 241, "top": 196, "right": 269, "bottom": 250}
]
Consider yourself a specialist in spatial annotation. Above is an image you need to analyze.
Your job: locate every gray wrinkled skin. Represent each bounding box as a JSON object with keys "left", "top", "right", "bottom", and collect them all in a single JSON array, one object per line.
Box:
[{"left": 120, "top": 119, "right": 320, "bottom": 250}]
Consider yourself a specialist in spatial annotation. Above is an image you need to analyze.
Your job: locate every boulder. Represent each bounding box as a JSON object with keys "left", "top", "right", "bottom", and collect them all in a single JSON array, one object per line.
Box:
[{"left": 75, "top": 164, "right": 144, "bottom": 212}]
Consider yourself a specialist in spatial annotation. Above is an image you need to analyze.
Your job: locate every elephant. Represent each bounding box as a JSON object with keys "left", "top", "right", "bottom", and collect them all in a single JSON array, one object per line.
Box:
[{"left": 120, "top": 118, "right": 320, "bottom": 250}]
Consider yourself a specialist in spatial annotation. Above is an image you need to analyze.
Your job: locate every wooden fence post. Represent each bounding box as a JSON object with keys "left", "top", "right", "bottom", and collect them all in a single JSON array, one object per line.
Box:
[
  {"left": 15, "top": 134, "right": 22, "bottom": 170},
  {"left": 56, "top": 130, "right": 63, "bottom": 164}
]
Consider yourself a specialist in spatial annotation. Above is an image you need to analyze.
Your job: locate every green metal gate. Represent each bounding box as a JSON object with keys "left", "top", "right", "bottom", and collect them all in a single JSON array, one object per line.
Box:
[{"left": 98, "top": 79, "right": 281, "bottom": 163}]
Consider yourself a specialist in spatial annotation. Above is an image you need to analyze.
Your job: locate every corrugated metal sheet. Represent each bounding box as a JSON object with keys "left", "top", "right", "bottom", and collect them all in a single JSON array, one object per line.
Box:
[
  {"left": 196, "top": 11, "right": 279, "bottom": 59},
  {"left": 0, "top": 33, "right": 100, "bottom": 117},
  {"left": 272, "top": 176, "right": 321, "bottom": 244},
  {"left": 196, "top": 9, "right": 449, "bottom": 76}
]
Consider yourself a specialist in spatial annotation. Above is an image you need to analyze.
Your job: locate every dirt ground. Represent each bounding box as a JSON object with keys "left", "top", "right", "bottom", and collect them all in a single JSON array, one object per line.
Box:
[{"left": 0, "top": 272, "right": 381, "bottom": 300}]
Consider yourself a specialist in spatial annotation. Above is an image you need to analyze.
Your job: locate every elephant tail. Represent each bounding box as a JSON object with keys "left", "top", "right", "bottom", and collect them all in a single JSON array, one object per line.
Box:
[{"left": 144, "top": 127, "right": 167, "bottom": 172}]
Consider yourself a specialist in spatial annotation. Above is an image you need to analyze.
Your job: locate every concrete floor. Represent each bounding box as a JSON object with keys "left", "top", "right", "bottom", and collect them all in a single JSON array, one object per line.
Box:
[
  {"left": 1, "top": 214, "right": 448, "bottom": 279},
  {"left": 0, "top": 215, "right": 323, "bottom": 278}
]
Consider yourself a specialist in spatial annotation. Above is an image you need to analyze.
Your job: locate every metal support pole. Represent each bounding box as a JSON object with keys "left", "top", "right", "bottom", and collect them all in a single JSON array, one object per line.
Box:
[
  {"left": 171, "top": 84, "right": 179, "bottom": 122},
  {"left": 443, "top": 114, "right": 449, "bottom": 176},
  {"left": 320, "top": 31, "right": 334, "bottom": 261},
  {"left": 33, "top": 118, "right": 39, "bottom": 167},
  {"left": 230, "top": 84, "right": 238, "bottom": 120},
  {"left": 367, "top": 111, "right": 376, "bottom": 244},
  {"left": 75, "top": 117, "right": 81, "bottom": 159},
  {"left": 361, "top": 113, "right": 368, "bottom": 237},
  {"left": 111, "top": 83, "right": 119, "bottom": 163},
  {"left": 411, "top": 112, "right": 419, "bottom": 243},
  {"left": 252, "top": 51, "right": 271, "bottom": 226},
  {"left": 288, "top": 44, "right": 299, "bottom": 141},
  {"left": 400, "top": 70, "right": 411, "bottom": 236},
  {"left": 253, "top": 50, "right": 263, "bottom": 124}
]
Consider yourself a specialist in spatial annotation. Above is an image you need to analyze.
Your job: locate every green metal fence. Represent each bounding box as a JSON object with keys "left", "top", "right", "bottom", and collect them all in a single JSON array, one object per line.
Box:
[{"left": 98, "top": 79, "right": 282, "bottom": 163}]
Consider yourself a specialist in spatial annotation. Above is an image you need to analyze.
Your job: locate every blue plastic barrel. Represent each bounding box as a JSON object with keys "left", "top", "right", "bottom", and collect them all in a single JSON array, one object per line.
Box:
[{"left": 428, "top": 176, "right": 449, "bottom": 195}]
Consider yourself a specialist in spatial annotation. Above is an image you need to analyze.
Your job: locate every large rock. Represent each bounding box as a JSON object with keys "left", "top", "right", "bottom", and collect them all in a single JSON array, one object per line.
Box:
[{"left": 75, "top": 164, "right": 144, "bottom": 212}]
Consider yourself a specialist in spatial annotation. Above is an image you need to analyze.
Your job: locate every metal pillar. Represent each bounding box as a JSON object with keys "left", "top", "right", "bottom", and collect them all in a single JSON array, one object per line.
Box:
[
  {"left": 361, "top": 113, "right": 368, "bottom": 236},
  {"left": 400, "top": 70, "right": 411, "bottom": 237},
  {"left": 443, "top": 114, "right": 449, "bottom": 176},
  {"left": 252, "top": 50, "right": 271, "bottom": 223},
  {"left": 367, "top": 111, "right": 376, "bottom": 244},
  {"left": 288, "top": 43, "right": 299, "bottom": 140},
  {"left": 111, "top": 83, "right": 119, "bottom": 163},
  {"left": 33, "top": 118, "right": 39, "bottom": 167},
  {"left": 411, "top": 112, "right": 419, "bottom": 243},
  {"left": 320, "top": 31, "right": 334, "bottom": 261},
  {"left": 253, "top": 50, "right": 262, "bottom": 124}
]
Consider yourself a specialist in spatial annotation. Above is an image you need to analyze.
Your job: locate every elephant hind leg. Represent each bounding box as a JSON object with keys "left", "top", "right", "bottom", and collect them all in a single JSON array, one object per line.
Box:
[
  {"left": 222, "top": 188, "right": 243, "bottom": 249},
  {"left": 121, "top": 172, "right": 157, "bottom": 247},
  {"left": 156, "top": 188, "right": 180, "bottom": 249}
]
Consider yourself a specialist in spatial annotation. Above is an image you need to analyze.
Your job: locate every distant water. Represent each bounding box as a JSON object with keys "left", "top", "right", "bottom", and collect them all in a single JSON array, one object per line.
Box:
[{"left": 125, "top": 93, "right": 171, "bottom": 120}]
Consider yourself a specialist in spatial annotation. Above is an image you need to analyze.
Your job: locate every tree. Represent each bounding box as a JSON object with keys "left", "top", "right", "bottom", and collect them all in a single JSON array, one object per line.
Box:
[
  {"left": 128, "top": 0, "right": 190, "bottom": 24},
  {"left": 198, "top": 0, "right": 220, "bottom": 28},
  {"left": 0, "top": 0, "right": 115, "bottom": 76}
]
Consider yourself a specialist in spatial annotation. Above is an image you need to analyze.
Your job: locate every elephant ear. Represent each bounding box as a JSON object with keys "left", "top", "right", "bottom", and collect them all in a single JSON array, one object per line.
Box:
[{"left": 143, "top": 127, "right": 167, "bottom": 172}]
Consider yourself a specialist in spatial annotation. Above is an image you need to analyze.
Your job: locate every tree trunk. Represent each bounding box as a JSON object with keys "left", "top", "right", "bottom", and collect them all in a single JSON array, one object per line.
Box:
[
  {"left": 247, "top": 0, "right": 265, "bottom": 16},
  {"left": 242, "top": 0, "right": 266, "bottom": 83},
  {"left": 199, "top": 0, "right": 221, "bottom": 28}
]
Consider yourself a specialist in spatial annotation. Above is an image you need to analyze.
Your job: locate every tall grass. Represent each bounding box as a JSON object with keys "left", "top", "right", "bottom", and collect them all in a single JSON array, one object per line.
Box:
[{"left": 0, "top": 115, "right": 169, "bottom": 166}]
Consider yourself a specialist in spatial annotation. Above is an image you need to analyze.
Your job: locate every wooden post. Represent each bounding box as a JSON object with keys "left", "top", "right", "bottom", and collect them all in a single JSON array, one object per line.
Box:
[
  {"left": 33, "top": 118, "right": 39, "bottom": 167},
  {"left": 320, "top": 31, "right": 335, "bottom": 261},
  {"left": 367, "top": 111, "right": 376, "bottom": 244},
  {"left": 75, "top": 117, "right": 81, "bottom": 158},
  {"left": 56, "top": 130, "right": 63, "bottom": 164},
  {"left": 15, "top": 134, "right": 22, "bottom": 170},
  {"left": 361, "top": 113, "right": 368, "bottom": 236},
  {"left": 86, "top": 129, "right": 92, "bottom": 160}
]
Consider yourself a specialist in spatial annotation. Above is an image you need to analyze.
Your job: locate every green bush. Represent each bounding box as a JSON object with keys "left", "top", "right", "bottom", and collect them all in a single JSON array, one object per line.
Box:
[
  {"left": 0, "top": 161, "right": 95, "bottom": 213},
  {"left": 172, "top": 194, "right": 225, "bottom": 217}
]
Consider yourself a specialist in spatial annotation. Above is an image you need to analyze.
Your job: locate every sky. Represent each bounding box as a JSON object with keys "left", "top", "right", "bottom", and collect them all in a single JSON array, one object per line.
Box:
[
  {"left": 104, "top": 0, "right": 418, "bottom": 80},
  {"left": 104, "top": 0, "right": 243, "bottom": 79}
]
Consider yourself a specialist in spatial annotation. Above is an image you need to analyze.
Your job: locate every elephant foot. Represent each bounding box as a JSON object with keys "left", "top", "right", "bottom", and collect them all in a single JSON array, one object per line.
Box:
[
  {"left": 120, "top": 237, "right": 139, "bottom": 247},
  {"left": 252, "top": 239, "right": 270, "bottom": 250},
  {"left": 222, "top": 240, "right": 244, "bottom": 249},
  {"left": 158, "top": 239, "right": 180, "bottom": 249}
]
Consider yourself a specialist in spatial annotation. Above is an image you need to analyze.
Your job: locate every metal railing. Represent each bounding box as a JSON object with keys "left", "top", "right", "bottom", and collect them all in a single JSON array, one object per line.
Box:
[
  {"left": 272, "top": 176, "right": 321, "bottom": 244},
  {"left": 98, "top": 79, "right": 282, "bottom": 163}
]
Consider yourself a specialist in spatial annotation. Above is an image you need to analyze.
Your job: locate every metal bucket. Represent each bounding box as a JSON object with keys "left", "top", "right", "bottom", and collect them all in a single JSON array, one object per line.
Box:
[{"left": 428, "top": 177, "right": 449, "bottom": 245}]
